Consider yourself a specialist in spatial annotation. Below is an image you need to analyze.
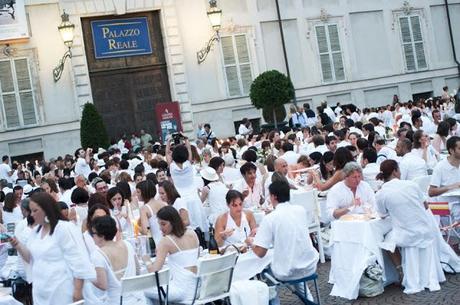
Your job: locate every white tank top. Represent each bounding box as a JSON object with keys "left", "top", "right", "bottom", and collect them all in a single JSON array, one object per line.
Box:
[{"left": 224, "top": 212, "right": 250, "bottom": 245}]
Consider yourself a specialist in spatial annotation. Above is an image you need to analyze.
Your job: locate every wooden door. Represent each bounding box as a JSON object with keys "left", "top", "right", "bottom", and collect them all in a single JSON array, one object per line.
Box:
[{"left": 81, "top": 11, "right": 171, "bottom": 141}]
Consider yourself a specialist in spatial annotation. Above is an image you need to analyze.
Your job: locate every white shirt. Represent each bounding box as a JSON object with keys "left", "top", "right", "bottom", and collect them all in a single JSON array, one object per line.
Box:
[
  {"left": 170, "top": 161, "right": 195, "bottom": 191},
  {"left": 376, "top": 179, "right": 434, "bottom": 251},
  {"left": 324, "top": 107, "right": 336, "bottom": 122},
  {"left": 430, "top": 158, "right": 460, "bottom": 207},
  {"left": 253, "top": 203, "right": 319, "bottom": 280},
  {"left": 222, "top": 167, "right": 242, "bottom": 184},
  {"left": 0, "top": 163, "right": 12, "bottom": 184},
  {"left": 375, "top": 125, "right": 386, "bottom": 137},
  {"left": 235, "top": 179, "right": 264, "bottom": 209},
  {"left": 350, "top": 112, "right": 361, "bottom": 123},
  {"left": 74, "top": 157, "right": 91, "bottom": 179},
  {"left": 399, "top": 152, "right": 427, "bottom": 180},
  {"left": 411, "top": 147, "right": 439, "bottom": 170},
  {"left": 376, "top": 146, "right": 398, "bottom": 164},
  {"left": 326, "top": 180, "right": 376, "bottom": 221},
  {"left": 279, "top": 151, "right": 300, "bottom": 166},
  {"left": 238, "top": 124, "right": 252, "bottom": 136},
  {"left": 362, "top": 163, "right": 382, "bottom": 191}
]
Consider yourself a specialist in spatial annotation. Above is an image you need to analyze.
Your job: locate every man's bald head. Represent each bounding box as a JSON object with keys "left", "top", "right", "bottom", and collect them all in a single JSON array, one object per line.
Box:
[{"left": 274, "top": 158, "right": 288, "bottom": 176}]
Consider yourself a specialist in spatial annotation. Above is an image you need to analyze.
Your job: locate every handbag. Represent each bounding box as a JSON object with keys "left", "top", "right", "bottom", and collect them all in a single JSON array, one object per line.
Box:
[
  {"left": 11, "top": 277, "right": 33, "bottom": 305},
  {"left": 359, "top": 262, "right": 384, "bottom": 297}
]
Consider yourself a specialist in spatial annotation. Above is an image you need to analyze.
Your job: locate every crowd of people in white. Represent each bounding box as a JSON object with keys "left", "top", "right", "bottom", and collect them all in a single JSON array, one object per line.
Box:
[{"left": 0, "top": 89, "right": 460, "bottom": 305}]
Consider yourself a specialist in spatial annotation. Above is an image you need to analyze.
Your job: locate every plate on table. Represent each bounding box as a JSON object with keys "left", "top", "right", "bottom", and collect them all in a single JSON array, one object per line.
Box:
[{"left": 340, "top": 214, "right": 372, "bottom": 221}]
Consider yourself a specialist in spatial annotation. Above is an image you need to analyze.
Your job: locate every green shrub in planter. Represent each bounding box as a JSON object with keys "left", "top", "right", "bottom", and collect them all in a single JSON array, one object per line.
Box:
[
  {"left": 80, "top": 103, "right": 110, "bottom": 149},
  {"left": 250, "top": 70, "right": 294, "bottom": 128}
]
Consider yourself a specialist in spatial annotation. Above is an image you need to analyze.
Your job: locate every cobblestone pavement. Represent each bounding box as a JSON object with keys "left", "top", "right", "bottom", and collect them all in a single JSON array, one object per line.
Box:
[{"left": 279, "top": 261, "right": 460, "bottom": 305}]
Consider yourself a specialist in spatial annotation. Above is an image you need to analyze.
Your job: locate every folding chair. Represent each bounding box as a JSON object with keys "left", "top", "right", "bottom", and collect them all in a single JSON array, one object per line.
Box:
[
  {"left": 428, "top": 201, "right": 460, "bottom": 243},
  {"left": 120, "top": 268, "right": 170, "bottom": 305},
  {"left": 191, "top": 251, "right": 238, "bottom": 305},
  {"left": 291, "top": 189, "right": 325, "bottom": 263},
  {"left": 263, "top": 271, "right": 321, "bottom": 305}
]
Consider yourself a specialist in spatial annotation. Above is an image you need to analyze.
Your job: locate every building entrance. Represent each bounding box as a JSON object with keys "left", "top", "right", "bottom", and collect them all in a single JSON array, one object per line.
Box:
[{"left": 81, "top": 11, "right": 171, "bottom": 142}]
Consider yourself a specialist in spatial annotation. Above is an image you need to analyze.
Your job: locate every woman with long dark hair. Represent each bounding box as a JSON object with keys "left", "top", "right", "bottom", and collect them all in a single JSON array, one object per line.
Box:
[
  {"left": 144, "top": 206, "right": 199, "bottom": 305},
  {"left": 10, "top": 192, "right": 95, "bottom": 304},
  {"left": 310, "top": 147, "right": 354, "bottom": 191}
]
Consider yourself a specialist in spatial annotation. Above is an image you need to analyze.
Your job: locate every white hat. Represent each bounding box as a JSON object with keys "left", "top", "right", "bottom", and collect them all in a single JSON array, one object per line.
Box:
[
  {"left": 23, "top": 184, "right": 34, "bottom": 195},
  {"left": 200, "top": 167, "right": 219, "bottom": 182}
]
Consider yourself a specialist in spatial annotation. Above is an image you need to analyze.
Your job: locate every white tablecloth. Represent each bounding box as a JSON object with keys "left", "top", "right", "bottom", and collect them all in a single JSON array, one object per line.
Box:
[
  {"left": 329, "top": 218, "right": 398, "bottom": 300},
  {"left": 232, "top": 250, "right": 273, "bottom": 282}
]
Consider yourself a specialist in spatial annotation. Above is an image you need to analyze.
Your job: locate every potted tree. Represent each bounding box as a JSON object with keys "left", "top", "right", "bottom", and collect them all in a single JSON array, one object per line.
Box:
[{"left": 249, "top": 70, "right": 294, "bottom": 129}]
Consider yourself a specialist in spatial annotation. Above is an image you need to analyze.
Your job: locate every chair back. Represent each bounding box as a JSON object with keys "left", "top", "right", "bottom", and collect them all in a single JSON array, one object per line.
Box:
[
  {"left": 290, "top": 189, "right": 320, "bottom": 229},
  {"left": 120, "top": 268, "right": 170, "bottom": 296},
  {"left": 193, "top": 252, "right": 238, "bottom": 302},
  {"left": 428, "top": 202, "right": 450, "bottom": 217},
  {"left": 412, "top": 175, "right": 431, "bottom": 195}
]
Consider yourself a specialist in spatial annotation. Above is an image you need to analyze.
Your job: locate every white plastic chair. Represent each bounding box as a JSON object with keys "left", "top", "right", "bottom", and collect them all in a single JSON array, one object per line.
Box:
[
  {"left": 412, "top": 175, "right": 431, "bottom": 195},
  {"left": 290, "top": 189, "right": 325, "bottom": 263},
  {"left": 191, "top": 251, "right": 238, "bottom": 305},
  {"left": 120, "top": 268, "right": 170, "bottom": 305}
]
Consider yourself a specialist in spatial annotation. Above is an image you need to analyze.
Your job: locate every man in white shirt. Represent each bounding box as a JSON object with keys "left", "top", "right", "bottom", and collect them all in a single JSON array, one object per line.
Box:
[
  {"left": 322, "top": 101, "right": 336, "bottom": 123},
  {"left": 74, "top": 148, "right": 92, "bottom": 179},
  {"left": 235, "top": 162, "right": 264, "bottom": 208},
  {"left": 361, "top": 148, "right": 382, "bottom": 191},
  {"left": 327, "top": 162, "right": 376, "bottom": 221},
  {"left": 252, "top": 180, "right": 319, "bottom": 304},
  {"left": 375, "top": 138, "right": 398, "bottom": 164},
  {"left": 0, "top": 155, "right": 13, "bottom": 186},
  {"left": 279, "top": 142, "right": 300, "bottom": 166},
  {"left": 238, "top": 118, "right": 253, "bottom": 137},
  {"left": 396, "top": 138, "right": 427, "bottom": 180},
  {"left": 429, "top": 136, "right": 460, "bottom": 222}
]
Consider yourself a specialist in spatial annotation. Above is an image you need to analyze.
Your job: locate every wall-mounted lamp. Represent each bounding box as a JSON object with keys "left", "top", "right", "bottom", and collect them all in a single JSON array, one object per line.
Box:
[
  {"left": 196, "top": 0, "right": 222, "bottom": 64},
  {"left": 53, "top": 10, "right": 75, "bottom": 82}
]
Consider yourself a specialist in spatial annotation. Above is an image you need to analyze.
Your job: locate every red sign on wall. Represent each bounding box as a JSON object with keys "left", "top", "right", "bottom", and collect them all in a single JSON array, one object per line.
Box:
[{"left": 155, "top": 101, "right": 183, "bottom": 143}]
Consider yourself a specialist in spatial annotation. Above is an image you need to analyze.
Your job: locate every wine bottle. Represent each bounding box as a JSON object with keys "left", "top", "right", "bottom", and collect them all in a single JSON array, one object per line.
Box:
[
  {"left": 146, "top": 226, "right": 156, "bottom": 257},
  {"left": 208, "top": 224, "right": 219, "bottom": 255}
]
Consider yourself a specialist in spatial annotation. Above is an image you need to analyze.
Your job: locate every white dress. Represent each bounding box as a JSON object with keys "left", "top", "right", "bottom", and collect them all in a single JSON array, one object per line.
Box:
[
  {"left": 2, "top": 206, "right": 23, "bottom": 225},
  {"left": 170, "top": 161, "right": 205, "bottom": 230},
  {"left": 145, "top": 234, "right": 198, "bottom": 305},
  {"left": 91, "top": 241, "right": 145, "bottom": 305},
  {"left": 207, "top": 181, "right": 229, "bottom": 225},
  {"left": 26, "top": 220, "right": 96, "bottom": 305}
]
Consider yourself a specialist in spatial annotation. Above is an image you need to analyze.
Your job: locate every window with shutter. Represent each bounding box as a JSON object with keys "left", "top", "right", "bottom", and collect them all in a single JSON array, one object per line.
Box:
[
  {"left": 220, "top": 34, "right": 253, "bottom": 97},
  {"left": 399, "top": 15, "right": 427, "bottom": 71},
  {"left": 315, "top": 24, "right": 345, "bottom": 83},
  {"left": 0, "top": 58, "right": 37, "bottom": 129}
]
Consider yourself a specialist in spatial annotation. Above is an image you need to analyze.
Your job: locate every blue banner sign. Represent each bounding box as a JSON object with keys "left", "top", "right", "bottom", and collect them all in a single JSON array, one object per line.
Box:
[{"left": 91, "top": 17, "right": 152, "bottom": 59}]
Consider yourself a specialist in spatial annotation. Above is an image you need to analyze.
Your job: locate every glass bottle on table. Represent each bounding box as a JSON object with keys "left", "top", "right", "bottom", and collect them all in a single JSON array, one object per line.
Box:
[
  {"left": 208, "top": 224, "right": 220, "bottom": 255},
  {"left": 145, "top": 226, "right": 155, "bottom": 257}
]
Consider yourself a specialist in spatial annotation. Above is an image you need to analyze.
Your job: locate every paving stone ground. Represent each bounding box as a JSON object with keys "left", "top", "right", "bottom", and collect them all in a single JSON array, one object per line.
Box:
[{"left": 279, "top": 261, "right": 460, "bottom": 305}]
